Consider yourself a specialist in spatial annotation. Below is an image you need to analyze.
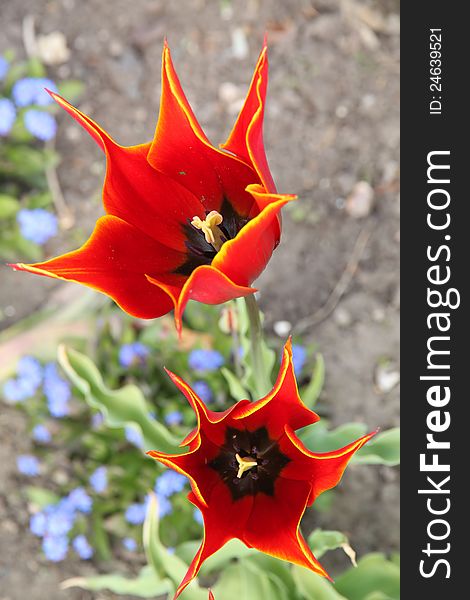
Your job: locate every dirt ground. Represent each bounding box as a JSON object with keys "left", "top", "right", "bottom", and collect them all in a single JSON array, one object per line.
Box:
[{"left": 0, "top": 0, "right": 399, "bottom": 598}]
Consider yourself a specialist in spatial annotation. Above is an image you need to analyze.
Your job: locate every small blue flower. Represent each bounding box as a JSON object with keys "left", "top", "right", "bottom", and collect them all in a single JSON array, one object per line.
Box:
[
  {"left": 32, "top": 424, "right": 51, "bottom": 443},
  {"left": 67, "top": 487, "right": 92, "bottom": 513},
  {"left": 292, "top": 344, "right": 307, "bottom": 376},
  {"left": 3, "top": 356, "right": 43, "bottom": 403},
  {"left": 3, "top": 378, "right": 32, "bottom": 404},
  {"left": 125, "top": 502, "right": 147, "bottom": 525},
  {"left": 164, "top": 410, "right": 183, "bottom": 426},
  {"left": 17, "top": 209, "right": 58, "bottom": 245},
  {"left": 24, "top": 109, "right": 57, "bottom": 141},
  {"left": 90, "top": 466, "right": 108, "bottom": 493},
  {"left": 91, "top": 412, "right": 104, "bottom": 429},
  {"left": 193, "top": 507, "right": 204, "bottom": 525},
  {"left": 155, "top": 471, "right": 187, "bottom": 498},
  {"left": 0, "top": 57, "right": 9, "bottom": 81},
  {"left": 192, "top": 380, "right": 213, "bottom": 404},
  {"left": 72, "top": 535, "right": 94, "bottom": 560},
  {"left": 0, "top": 98, "right": 16, "bottom": 136},
  {"left": 12, "top": 77, "right": 58, "bottom": 107},
  {"left": 188, "top": 349, "right": 224, "bottom": 372},
  {"left": 157, "top": 494, "right": 172, "bottom": 518},
  {"left": 118, "top": 342, "right": 150, "bottom": 368},
  {"left": 46, "top": 508, "right": 75, "bottom": 537},
  {"left": 43, "top": 363, "right": 71, "bottom": 417},
  {"left": 18, "top": 356, "right": 43, "bottom": 387},
  {"left": 42, "top": 535, "right": 68, "bottom": 562},
  {"left": 124, "top": 425, "right": 144, "bottom": 449},
  {"left": 30, "top": 511, "right": 48, "bottom": 537},
  {"left": 167, "top": 546, "right": 175, "bottom": 554},
  {"left": 17, "top": 454, "right": 40, "bottom": 476},
  {"left": 122, "top": 537, "right": 137, "bottom": 552}
]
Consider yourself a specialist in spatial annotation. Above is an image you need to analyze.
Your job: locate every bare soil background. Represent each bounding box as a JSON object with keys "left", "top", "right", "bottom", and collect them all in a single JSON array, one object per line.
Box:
[{"left": 0, "top": 1, "right": 399, "bottom": 598}]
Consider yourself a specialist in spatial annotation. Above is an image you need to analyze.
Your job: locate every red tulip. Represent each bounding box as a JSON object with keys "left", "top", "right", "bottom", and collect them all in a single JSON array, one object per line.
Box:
[
  {"left": 10, "top": 41, "right": 294, "bottom": 332},
  {"left": 148, "top": 339, "right": 376, "bottom": 598}
]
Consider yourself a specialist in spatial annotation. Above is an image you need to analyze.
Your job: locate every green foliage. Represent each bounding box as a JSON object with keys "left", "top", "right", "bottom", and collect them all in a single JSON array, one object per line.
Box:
[
  {"left": 0, "top": 52, "right": 84, "bottom": 259},
  {"left": 352, "top": 428, "right": 400, "bottom": 466},
  {"left": 58, "top": 345, "right": 179, "bottom": 454},
  {"left": 299, "top": 421, "right": 400, "bottom": 467},
  {"left": 334, "top": 554, "right": 400, "bottom": 600},
  {"left": 61, "top": 566, "right": 173, "bottom": 597}
]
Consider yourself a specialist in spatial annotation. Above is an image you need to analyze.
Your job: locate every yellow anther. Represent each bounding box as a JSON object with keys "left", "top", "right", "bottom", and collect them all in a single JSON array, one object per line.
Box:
[
  {"left": 191, "top": 211, "right": 225, "bottom": 250},
  {"left": 235, "top": 453, "right": 258, "bottom": 479}
]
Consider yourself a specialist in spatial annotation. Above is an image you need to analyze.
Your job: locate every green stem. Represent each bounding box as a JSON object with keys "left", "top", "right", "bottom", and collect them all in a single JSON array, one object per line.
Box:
[{"left": 244, "top": 294, "right": 272, "bottom": 397}]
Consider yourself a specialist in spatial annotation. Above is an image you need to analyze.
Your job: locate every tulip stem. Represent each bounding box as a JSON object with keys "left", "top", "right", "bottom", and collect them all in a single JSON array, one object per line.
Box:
[{"left": 244, "top": 294, "right": 272, "bottom": 398}]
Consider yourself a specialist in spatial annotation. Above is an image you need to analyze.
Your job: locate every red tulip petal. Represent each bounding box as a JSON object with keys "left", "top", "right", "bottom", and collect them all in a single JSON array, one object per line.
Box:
[
  {"left": 166, "top": 369, "right": 250, "bottom": 444},
  {"left": 221, "top": 42, "right": 276, "bottom": 193},
  {"left": 208, "top": 591, "right": 215, "bottom": 600},
  {"left": 282, "top": 427, "right": 378, "bottom": 504},
  {"left": 233, "top": 338, "right": 319, "bottom": 437},
  {"left": 148, "top": 43, "right": 259, "bottom": 217},
  {"left": 243, "top": 477, "right": 330, "bottom": 579},
  {"left": 146, "top": 266, "right": 256, "bottom": 334},
  {"left": 11, "top": 215, "right": 182, "bottom": 319},
  {"left": 50, "top": 92, "right": 204, "bottom": 251},
  {"left": 213, "top": 191, "right": 295, "bottom": 287},
  {"left": 49, "top": 90, "right": 114, "bottom": 152},
  {"left": 174, "top": 484, "right": 253, "bottom": 599}
]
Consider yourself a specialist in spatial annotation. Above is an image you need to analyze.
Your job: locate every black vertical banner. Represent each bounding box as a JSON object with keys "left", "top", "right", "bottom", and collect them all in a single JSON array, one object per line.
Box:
[{"left": 402, "top": 4, "right": 466, "bottom": 598}]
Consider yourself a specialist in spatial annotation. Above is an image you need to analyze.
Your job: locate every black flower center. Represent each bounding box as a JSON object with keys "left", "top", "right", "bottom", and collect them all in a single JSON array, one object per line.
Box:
[
  {"left": 174, "top": 198, "right": 248, "bottom": 276},
  {"left": 209, "top": 426, "right": 290, "bottom": 500}
]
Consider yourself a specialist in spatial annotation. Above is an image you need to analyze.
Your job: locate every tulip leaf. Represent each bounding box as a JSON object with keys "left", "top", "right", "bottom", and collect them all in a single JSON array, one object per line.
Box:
[
  {"left": 352, "top": 428, "right": 400, "bottom": 466},
  {"left": 57, "top": 345, "right": 179, "bottom": 454},
  {"left": 292, "top": 566, "right": 347, "bottom": 600},
  {"left": 212, "top": 560, "right": 285, "bottom": 600},
  {"left": 143, "top": 492, "right": 207, "bottom": 600},
  {"left": 60, "top": 565, "right": 173, "bottom": 597},
  {"left": 299, "top": 420, "right": 368, "bottom": 452},
  {"left": 301, "top": 352, "right": 325, "bottom": 408},
  {"left": 0, "top": 194, "right": 20, "bottom": 218},
  {"left": 334, "top": 553, "right": 400, "bottom": 600},
  {"left": 24, "top": 486, "right": 60, "bottom": 509},
  {"left": 248, "top": 554, "right": 298, "bottom": 596},
  {"left": 308, "top": 529, "right": 356, "bottom": 565},
  {"left": 220, "top": 367, "right": 250, "bottom": 402}
]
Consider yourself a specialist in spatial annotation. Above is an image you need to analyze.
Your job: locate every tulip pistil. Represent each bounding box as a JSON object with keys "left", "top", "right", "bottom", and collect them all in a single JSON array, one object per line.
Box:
[
  {"left": 191, "top": 211, "right": 225, "bottom": 251},
  {"left": 235, "top": 453, "right": 258, "bottom": 478}
]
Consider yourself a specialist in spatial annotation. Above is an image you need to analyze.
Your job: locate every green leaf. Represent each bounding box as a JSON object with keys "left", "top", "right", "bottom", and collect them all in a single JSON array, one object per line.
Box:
[
  {"left": 220, "top": 367, "right": 249, "bottom": 401},
  {"left": 24, "top": 486, "right": 60, "bottom": 508},
  {"left": 308, "top": 529, "right": 351, "bottom": 560},
  {"left": 301, "top": 353, "right": 325, "bottom": 408},
  {"left": 60, "top": 565, "right": 173, "bottom": 597},
  {"left": 58, "top": 345, "right": 179, "bottom": 454},
  {"left": 352, "top": 428, "right": 400, "bottom": 466},
  {"left": 334, "top": 553, "right": 400, "bottom": 600},
  {"left": 57, "top": 79, "right": 85, "bottom": 102},
  {"left": 292, "top": 566, "right": 347, "bottom": 600},
  {"left": 212, "top": 560, "right": 284, "bottom": 600},
  {"left": 143, "top": 493, "right": 207, "bottom": 600},
  {"left": 0, "top": 194, "right": 19, "bottom": 218},
  {"left": 201, "top": 539, "right": 256, "bottom": 575},
  {"left": 249, "top": 554, "right": 298, "bottom": 596},
  {"left": 299, "top": 420, "right": 368, "bottom": 453}
]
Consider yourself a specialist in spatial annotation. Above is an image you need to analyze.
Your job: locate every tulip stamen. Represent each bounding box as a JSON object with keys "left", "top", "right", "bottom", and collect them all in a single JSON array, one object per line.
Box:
[
  {"left": 235, "top": 453, "right": 258, "bottom": 478},
  {"left": 191, "top": 211, "right": 225, "bottom": 251}
]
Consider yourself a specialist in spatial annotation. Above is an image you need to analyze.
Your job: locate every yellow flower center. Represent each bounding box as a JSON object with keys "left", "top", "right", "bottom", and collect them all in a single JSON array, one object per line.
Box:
[
  {"left": 235, "top": 453, "right": 258, "bottom": 478},
  {"left": 191, "top": 211, "right": 225, "bottom": 251}
]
